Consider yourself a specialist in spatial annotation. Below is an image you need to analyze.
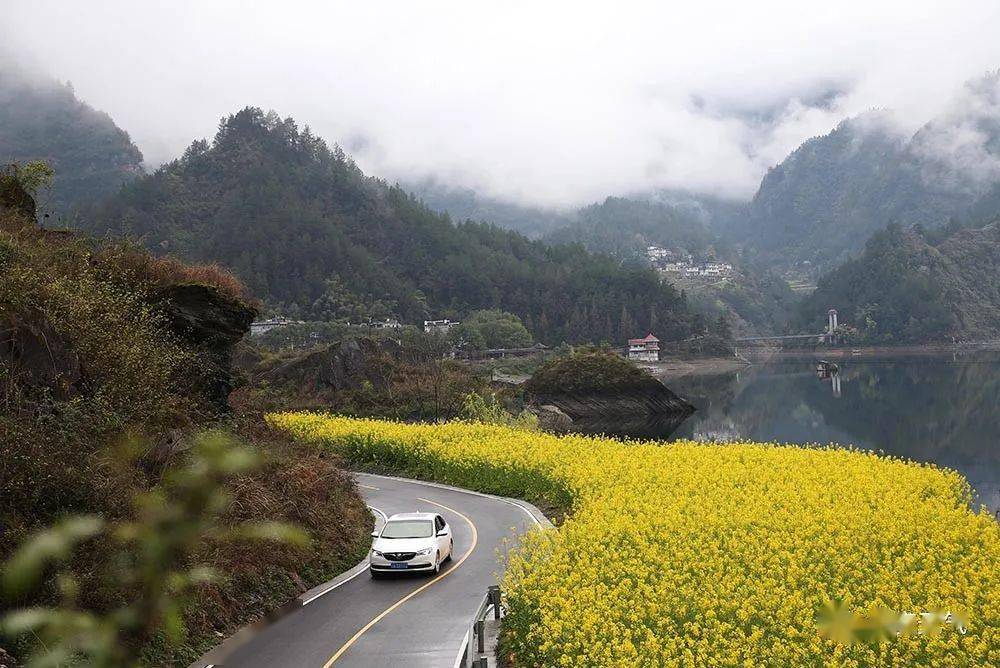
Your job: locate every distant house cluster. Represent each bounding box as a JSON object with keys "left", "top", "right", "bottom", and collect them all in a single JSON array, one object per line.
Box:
[
  {"left": 249, "top": 316, "right": 302, "bottom": 337},
  {"left": 627, "top": 333, "right": 660, "bottom": 362},
  {"left": 646, "top": 245, "right": 733, "bottom": 280},
  {"left": 348, "top": 317, "right": 402, "bottom": 329},
  {"left": 646, "top": 245, "right": 675, "bottom": 262},
  {"left": 668, "top": 261, "right": 733, "bottom": 278},
  {"left": 423, "top": 318, "right": 459, "bottom": 335}
]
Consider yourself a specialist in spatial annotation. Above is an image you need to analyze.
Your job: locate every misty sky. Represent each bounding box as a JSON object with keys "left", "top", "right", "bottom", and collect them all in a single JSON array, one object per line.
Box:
[{"left": 4, "top": 1, "right": 1000, "bottom": 208}]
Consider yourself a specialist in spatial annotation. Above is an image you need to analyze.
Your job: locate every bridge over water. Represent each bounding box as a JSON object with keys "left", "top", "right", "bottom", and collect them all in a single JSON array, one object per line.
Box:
[
  {"left": 735, "top": 309, "right": 838, "bottom": 346},
  {"left": 734, "top": 333, "right": 827, "bottom": 344}
]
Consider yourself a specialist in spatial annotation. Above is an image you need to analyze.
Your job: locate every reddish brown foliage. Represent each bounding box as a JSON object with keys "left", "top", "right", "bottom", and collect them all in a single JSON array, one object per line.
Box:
[{"left": 96, "top": 244, "right": 257, "bottom": 306}]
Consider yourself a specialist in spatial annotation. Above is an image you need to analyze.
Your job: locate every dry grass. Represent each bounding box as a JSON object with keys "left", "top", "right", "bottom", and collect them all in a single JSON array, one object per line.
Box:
[
  {"left": 94, "top": 243, "right": 257, "bottom": 306},
  {"left": 157, "top": 414, "right": 372, "bottom": 665},
  {"left": 142, "top": 255, "right": 257, "bottom": 306}
]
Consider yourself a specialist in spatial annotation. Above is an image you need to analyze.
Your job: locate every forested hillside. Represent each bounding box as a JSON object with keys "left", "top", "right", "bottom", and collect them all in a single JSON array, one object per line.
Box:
[
  {"left": 796, "top": 221, "right": 1000, "bottom": 343},
  {"left": 0, "top": 171, "right": 371, "bottom": 665},
  {"left": 0, "top": 62, "right": 144, "bottom": 212},
  {"left": 407, "top": 178, "right": 573, "bottom": 238},
  {"left": 80, "top": 107, "right": 702, "bottom": 344},
  {"left": 540, "top": 196, "right": 794, "bottom": 334},
  {"left": 543, "top": 196, "right": 715, "bottom": 259},
  {"left": 745, "top": 73, "right": 1000, "bottom": 271}
]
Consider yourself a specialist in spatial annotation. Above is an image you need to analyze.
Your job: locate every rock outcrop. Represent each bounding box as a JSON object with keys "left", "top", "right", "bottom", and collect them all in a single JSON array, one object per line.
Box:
[
  {"left": 528, "top": 404, "right": 574, "bottom": 433},
  {"left": 153, "top": 283, "right": 256, "bottom": 412},
  {"left": 261, "top": 337, "right": 402, "bottom": 393},
  {"left": 524, "top": 350, "right": 695, "bottom": 422},
  {"left": 530, "top": 383, "right": 694, "bottom": 421}
]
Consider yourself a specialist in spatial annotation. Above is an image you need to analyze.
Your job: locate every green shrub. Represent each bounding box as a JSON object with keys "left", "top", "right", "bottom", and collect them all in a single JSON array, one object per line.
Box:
[
  {"left": 459, "top": 391, "right": 538, "bottom": 430},
  {"left": 524, "top": 349, "right": 655, "bottom": 395},
  {"left": 0, "top": 432, "right": 306, "bottom": 668}
]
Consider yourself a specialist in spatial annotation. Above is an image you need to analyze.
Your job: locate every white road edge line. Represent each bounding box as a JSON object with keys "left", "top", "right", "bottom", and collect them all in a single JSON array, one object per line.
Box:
[
  {"left": 368, "top": 505, "right": 389, "bottom": 523},
  {"left": 300, "top": 505, "right": 387, "bottom": 606}
]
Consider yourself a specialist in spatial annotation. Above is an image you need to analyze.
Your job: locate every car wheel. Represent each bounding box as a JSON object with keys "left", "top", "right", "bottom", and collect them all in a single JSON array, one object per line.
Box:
[
  {"left": 444, "top": 540, "right": 453, "bottom": 562},
  {"left": 433, "top": 552, "right": 441, "bottom": 574},
  {"left": 370, "top": 568, "right": 383, "bottom": 580}
]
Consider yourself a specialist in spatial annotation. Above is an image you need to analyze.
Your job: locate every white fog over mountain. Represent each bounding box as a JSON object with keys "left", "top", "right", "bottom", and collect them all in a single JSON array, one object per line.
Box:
[{"left": 4, "top": 0, "right": 1000, "bottom": 209}]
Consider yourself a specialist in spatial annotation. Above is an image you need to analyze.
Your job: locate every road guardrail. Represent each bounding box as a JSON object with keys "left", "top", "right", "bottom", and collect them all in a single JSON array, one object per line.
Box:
[{"left": 455, "top": 585, "right": 502, "bottom": 668}]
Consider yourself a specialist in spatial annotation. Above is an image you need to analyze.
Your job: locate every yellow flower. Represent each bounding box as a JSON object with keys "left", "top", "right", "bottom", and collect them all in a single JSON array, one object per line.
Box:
[{"left": 268, "top": 412, "right": 1000, "bottom": 667}]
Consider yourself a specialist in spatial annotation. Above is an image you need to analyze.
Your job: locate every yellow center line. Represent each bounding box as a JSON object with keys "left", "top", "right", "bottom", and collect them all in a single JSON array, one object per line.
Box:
[{"left": 321, "top": 496, "right": 479, "bottom": 667}]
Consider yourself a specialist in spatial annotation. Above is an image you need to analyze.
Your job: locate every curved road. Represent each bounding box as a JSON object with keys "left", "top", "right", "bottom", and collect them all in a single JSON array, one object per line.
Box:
[{"left": 215, "top": 473, "right": 539, "bottom": 667}]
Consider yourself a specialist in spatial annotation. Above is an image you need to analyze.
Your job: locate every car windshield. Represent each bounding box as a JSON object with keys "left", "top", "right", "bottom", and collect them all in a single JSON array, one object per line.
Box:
[{"left": 380, "top": 520, "right": 434, "bottom": 539}]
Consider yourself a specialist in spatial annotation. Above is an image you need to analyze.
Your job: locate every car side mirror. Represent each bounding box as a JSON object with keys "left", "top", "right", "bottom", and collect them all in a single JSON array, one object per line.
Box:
[
  {"left": 371, "top": 531, "right": 379, "bottom": 538},
  {"left": 436, "top": 530, "right": 448, "bottom": 537}
]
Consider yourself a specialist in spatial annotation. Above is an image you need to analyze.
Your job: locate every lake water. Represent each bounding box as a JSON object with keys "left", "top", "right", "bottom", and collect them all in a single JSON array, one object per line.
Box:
[{"left": 593, "top": 352, "right": 1000, "bottom": 512}]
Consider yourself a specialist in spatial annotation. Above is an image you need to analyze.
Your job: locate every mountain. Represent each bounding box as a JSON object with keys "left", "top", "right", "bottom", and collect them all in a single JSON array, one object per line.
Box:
[
  {"left": 745, "top": 73, "right": 1000, "bottom": 272},
  {"left": 796, "top": 221, "right": 1000, "bottom": 343},
  {"left": 79, "top": 107, "right": 703, "bottom": 345},
  {"left": 0, "top": 62, "right": 144, "bottom": 213},
  {"left": 543, "top": 196, "right": 716, "bottom": 260},
  {"left": 644, "top": 188, "right": 749, "bottom": 240},
  {"left": 539, "top": 196, "right": 794, "bottom": 335},
  {"left": 406, "top": 178, "right": 573, "bottom": 238}
]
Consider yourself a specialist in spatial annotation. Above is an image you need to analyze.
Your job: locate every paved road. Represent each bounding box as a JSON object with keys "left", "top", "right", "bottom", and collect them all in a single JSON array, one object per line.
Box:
[{"left": 219, "top": 473, "right": 539, "bottom": 668}]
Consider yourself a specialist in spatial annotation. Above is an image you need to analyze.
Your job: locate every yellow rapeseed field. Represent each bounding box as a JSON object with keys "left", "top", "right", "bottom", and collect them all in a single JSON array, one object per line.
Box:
[{"left": 268, "top": 413, "right": 1000, "bottom": 667}]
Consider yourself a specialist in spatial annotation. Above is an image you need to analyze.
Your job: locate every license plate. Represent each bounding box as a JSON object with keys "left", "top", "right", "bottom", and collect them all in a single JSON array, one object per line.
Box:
[{"left": 390, "top": 562, "right": 408, "bottom": 569}]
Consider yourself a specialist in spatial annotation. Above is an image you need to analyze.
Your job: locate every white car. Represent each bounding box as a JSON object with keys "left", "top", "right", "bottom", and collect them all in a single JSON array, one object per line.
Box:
[{"left": 369, "top": 512, "right": 453, "bottom": 578}]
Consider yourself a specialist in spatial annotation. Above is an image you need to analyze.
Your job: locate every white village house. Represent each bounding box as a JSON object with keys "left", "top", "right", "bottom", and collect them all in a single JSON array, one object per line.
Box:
[
  {"left": 627, "top": 333, "right": 660, "bottom": 362},
  {"left": 424, "top": 318, "right": 459, "bottom": 335},
  {"left": 343, "top": 317, "right": 402, "bottom": 330},
  {"left": 249, "top": 317, "right": 301, "bottom": 337}
]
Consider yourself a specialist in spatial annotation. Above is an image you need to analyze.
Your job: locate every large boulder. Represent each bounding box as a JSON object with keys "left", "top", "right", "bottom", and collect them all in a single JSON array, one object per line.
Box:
[
  {"left": 529, "top": 404, "right": 574, "bottom": 433},
  {"left": 155, "top": 284, "right": 256, "bottom": 347},
  {"left": 262, "top": 337, "right": 401, "bottom": 393},
  {"left": 153, "top": 283, "right": 256, "bottom": 412},
  {"left": 531, "top": 386, "right": 694, "bottom": 421},
  {"left": 525, "top": 350, "right": 695, "bottom": 420}
]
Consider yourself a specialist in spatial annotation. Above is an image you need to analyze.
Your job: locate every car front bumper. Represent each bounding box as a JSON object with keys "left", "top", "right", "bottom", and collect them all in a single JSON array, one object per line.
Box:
[{"left": 369, "top": 552, "right": 435, "bottom": 572}]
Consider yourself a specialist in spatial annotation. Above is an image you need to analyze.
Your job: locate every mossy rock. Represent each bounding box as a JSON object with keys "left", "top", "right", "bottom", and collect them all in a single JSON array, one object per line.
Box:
[{"left": 524, "top": 350, "right": 660, "bottom": 396}]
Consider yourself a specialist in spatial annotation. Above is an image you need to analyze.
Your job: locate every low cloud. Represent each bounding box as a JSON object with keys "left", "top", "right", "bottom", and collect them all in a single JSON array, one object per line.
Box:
[
  {"left": 3, "top": 1, "right": 1000, "bottom": 208},
  {"left": 911, "top": 74, "right": 1000, "bottom": 194}
]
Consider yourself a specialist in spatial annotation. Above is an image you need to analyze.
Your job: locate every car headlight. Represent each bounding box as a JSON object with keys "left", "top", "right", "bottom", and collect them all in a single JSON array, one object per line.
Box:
[
  {"left": 371, "top": 549, "right": 383, "bottom": 557},
  {"left": 415, "top": 547, "right": 434, "bottom": 556}
]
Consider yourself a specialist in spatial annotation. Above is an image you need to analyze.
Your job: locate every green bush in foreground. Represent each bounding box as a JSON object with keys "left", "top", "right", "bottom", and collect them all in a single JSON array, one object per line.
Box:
[{"left": 0, "top": 432, "right": 306, "bottom": 668}]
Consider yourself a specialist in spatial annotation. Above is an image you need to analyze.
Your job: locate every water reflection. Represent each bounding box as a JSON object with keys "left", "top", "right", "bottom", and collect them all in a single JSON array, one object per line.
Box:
[
  {"left": 567, "top": 413, "right": 691, "bottom": 441},
  {"left": 591, "top": 352, "right": 1000, "bottom": 511}
]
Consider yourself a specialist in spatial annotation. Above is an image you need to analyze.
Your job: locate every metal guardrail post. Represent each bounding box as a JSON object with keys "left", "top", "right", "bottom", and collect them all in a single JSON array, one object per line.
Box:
[
  {"left": 488, "top": 585, "right": 501, "bottom": 620},
  {"left": 476, "top": 619, "right": 485, "bottom": 653},
  {"left": 477, "top": 658, "right": 488, "bottom": 668}
]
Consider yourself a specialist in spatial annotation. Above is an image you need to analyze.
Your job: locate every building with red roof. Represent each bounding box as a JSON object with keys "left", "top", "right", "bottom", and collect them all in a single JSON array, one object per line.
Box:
[{"left": 627, "top": 333, "right": 660, "bottom": 362}]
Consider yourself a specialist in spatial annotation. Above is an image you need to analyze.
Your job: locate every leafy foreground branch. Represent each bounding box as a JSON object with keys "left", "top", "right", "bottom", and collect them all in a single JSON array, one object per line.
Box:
[{"left": 1, "top": 432, "right": 306, "bottom": 668}]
